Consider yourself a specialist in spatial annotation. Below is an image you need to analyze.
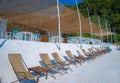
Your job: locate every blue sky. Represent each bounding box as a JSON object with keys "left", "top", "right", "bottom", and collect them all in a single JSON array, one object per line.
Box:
[{"left": 59, "top": 0, "right": 83, "bottom": 6}]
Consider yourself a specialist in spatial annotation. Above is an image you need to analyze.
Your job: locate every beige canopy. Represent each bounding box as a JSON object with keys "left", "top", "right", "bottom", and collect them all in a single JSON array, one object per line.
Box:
[{"left": 0, "top": 1, "right": 107, "bottom": 35}]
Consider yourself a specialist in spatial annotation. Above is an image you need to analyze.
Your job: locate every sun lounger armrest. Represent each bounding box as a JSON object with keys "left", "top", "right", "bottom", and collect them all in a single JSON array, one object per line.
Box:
[
  {"left": 66, "top": 60, "right": 74, "bottom": 64},
  {"left": 47, "top": 63, "right": 59, "bottom": 67},
  {"left": 63, "top": 61, "right": 69, "bottom": 64},
  {"left": 52, "top": 62, "right": 58, "bottom": 65},
  {"left": 57, "top": 61, "right": 69, "bottom": 64},
  {"left": 47, "top": 64, "right": 55, "bottom": 66},
  {"left": 47, "top": 63, "right": 62, "bottom": 69},
  {"left": 16, "top": 71, "right": 27, "bottom": 79},
  {"left": 57, "top": 62, "right": 62, "bottom": 64}
]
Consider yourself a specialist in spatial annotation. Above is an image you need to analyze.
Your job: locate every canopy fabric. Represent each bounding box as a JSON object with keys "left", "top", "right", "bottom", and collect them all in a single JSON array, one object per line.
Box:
[{"left": 0, "top": 0, "right": 107, "bottom": 34}]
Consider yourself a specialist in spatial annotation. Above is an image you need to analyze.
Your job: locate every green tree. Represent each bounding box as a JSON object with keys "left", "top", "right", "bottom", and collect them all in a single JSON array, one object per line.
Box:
[{"left": 68, "top": 0, "right": 120, "bottom": 34}]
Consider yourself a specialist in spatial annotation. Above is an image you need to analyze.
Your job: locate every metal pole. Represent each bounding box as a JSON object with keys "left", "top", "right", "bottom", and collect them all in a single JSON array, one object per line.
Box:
[
  {"left": 87, "top": 7, "right": 94, "bottom": 44},
  {"left": 98, "top": 16, "right": 103, "bottom": 44},
  {"left": 75, "top": 0, "right": 82, "bottom": 44},
  {"left": 57, "top": 0, "right": 61, "bottom": 48}
]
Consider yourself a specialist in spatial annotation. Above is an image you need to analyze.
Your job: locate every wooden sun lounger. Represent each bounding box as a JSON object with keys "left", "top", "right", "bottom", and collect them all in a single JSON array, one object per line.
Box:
[
  {"left": 95, "top": 47, "right": 103, "bottom": 55},
  {"left": 81, "top": 49, "right": 94, "bottom": 60},
  {"left": 88, "top": 48, "right": 97, "bottom": 58},
  {"left": 52, "top": 52, "right": 73, "bottom": 71},
  {"left": 40, "top": 53, "right": 64, "bottom": 79},
  {"left": 65, "top": 50, "right": 82, "bottom": 65},
  {"left": 8, "top": 54, "right": 39, "bottom": 83},
  {"left": 76, "top": 50, "right": 90, "bottom": 62}
]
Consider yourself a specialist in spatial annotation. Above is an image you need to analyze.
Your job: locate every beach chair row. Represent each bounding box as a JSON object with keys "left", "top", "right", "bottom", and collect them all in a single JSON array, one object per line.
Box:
[{"left": 8, "top": 46, "right": 111, "bottom": 83}]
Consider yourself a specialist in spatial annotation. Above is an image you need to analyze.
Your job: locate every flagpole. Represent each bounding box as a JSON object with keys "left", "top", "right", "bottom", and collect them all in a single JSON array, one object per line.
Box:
[
  {"left": 87, "top": 7, "right": 94, "bottom": 44},
  {"left": 57, "top": 0, "right": 61, "bottom": 49},
  {"left": 98, "top": 16, "right": 103, "bottom": 44},
  {"left": 75, "top": 0, "right": 82, "bottom": 44}
]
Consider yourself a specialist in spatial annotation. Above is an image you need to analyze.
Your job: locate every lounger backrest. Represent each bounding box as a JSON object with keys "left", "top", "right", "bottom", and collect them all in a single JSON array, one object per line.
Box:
[
  {"left": 9, "top": 54, "right": 39, "bottom": 82},
  {"left": 97, "top": 47, "right": 101, "bottom": 51},
  {"left": 65, "top": 50, "right": 75, "bottom": 60},
  {"left": 76, "top": 50, "right": 82, "bottom": 56},
  {"left": 95, "top": 48, "right": 98, "bottom": 52},
  {"left": 96, "top": 47, "right": 100, "bottom": 52},
  {"left": 40, "top": 54, "right": 54, "bottom": 68},
  {"left": 81, "top": 49, "right": 88, "bottom": 56},
  {"left": 88, "top": 48, "right": 93, "bottom": 54},
  {"left": 8, "top": 54, "right": 27, "bottom": 73},
  {"left": 40, "top": 54, "right": 51, "bottom": 65},
  {"left": 100, "top": 47, "right": 104, "bottom": 50},
  {"left": 76, "top": 50, "right": 81, "bottom": 56},
  {"left": 52, "top": 53, "right": 62, "bottom": 63}
]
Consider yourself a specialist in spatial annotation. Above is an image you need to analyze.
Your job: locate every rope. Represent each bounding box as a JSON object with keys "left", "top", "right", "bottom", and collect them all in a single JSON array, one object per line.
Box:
[{"left": 0, "top": 39, "right": 7, "bottom": 48}]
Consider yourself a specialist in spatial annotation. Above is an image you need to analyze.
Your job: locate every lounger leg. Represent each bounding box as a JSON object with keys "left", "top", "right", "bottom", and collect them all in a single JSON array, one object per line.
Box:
[
  {"left": 11, "top": 79, "right": 22, "bottom": 83},
  {"left": 49, "top": 72, "right": 56, "bottom": 80},
  {"left": 10, "top": 80, "right": 18, "bottom": 83},
  {"left": 60, "top": 68, "right": 68, "bottom": 74},
  {"left": 35, "top": 77, "right": 39, "bottom": 83},
  {"left": 51, "top": 74, "right": 56, "bottom": 80},
  {"left": 68, "top": 66, "right": 73, "bottom": 72},
  {"left": 57, "top": 69, "right": 64, "bottom": 75},
  {"left": 80, "top": 60, "right": 82, "bottom": 65}
]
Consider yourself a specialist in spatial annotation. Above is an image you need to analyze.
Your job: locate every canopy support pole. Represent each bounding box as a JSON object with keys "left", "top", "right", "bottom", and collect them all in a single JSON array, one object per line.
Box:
[
  {"left": 87, "top": 7, "right": 94, "bottom": 45},
  {"left": 57, "top": 0, "right": 61, "bottom": 49},
  {"left": 98, "top": 16, "right": 103, "bottom": 44},
  {"left": 75, "top": 0, "right": 82, "bottom": 44}
]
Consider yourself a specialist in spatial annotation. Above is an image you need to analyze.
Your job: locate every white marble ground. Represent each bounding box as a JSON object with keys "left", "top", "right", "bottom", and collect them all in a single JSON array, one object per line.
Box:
[
  {"left": 0, "top": 39, "right": 120, "bottom": 83},
  {"left": 39, "top": 50, "right": 120, "bottom": 83}
]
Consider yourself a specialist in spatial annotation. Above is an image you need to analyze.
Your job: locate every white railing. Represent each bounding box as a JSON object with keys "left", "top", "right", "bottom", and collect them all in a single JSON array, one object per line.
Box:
[
  {"left": 67, "top": 37, "right": 102, "bottom": 45},
  {"left": 49, "top": 36, "right": 63, "bottom": 43},
  {"left": 2, "top": 31, "right": 64, "bottom": 42},
  {"left": 1, "top": 31, "right": 109, "bottom": 45},
  {"left": 5, "top": 31, "right": 41, "bottom": 41}
]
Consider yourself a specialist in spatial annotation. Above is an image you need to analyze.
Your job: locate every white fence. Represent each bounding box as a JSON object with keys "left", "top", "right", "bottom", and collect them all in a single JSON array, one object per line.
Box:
[
  {"left": 49, "top": 36, "right": 63, "bottom": 43},
  {"left": 5, "top": 31, "right": 41, "bottom": 41},
  {"left": 0, "top": 31, "right": 65, "bottom": 42},
  {"left": 67, "top": 37, "right": 102, "bottom": 45},
  {"left": 0, "top": 31, "right": 110, "bottom": 46}
]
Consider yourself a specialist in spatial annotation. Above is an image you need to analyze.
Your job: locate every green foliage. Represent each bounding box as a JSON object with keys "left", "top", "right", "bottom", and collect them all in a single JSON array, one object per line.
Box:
[
  {"left": 62, "top": 33, "right": 98, "bottom": 39},
  {"left": 66, "top": 0, "right": 120, "bottom": 34},
  {"left": 62, "top": 33, "right": 80, "bottom": 37},
  {"left": 65, "top": 5, "right": 77, "bottom": 10},
  {"left": 103, "top": 34, "right": 120, "bottom": 43},
  {"left": 82, "top": 33, "right": 98, "bottom": 38}
]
